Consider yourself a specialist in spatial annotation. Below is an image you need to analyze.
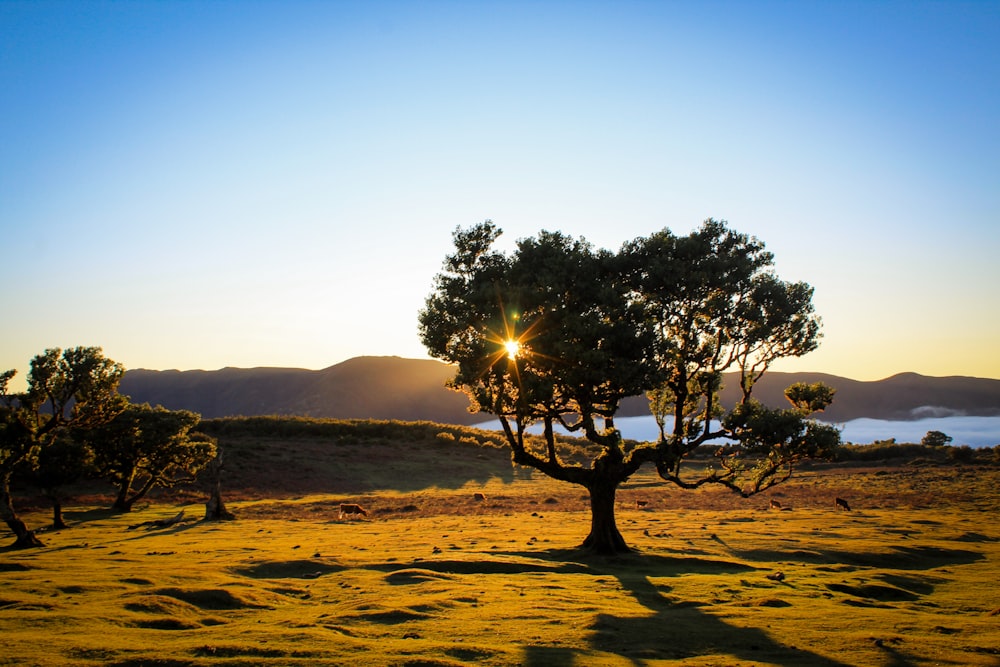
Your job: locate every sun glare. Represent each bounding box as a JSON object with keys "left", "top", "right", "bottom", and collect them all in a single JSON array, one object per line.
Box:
[{"left": 504, "top": 339, "right": 521, "bottom": 360}]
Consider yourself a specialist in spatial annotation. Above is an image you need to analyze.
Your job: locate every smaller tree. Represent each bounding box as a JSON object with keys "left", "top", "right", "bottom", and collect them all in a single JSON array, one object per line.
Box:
[
  {"left": 1, "top": 347, "right": 126, "bottom": 547},
  {"left": 203, "top": 445, "right": 235, "bottom": 521},
  {"left": 23, "top": 435, "right": 93, "bottom": 529},
  {"left": 81, "top": 403, "right": 216, "bottom": 512},
  {"left": 921, "top": 430, "right": 952, "bottom": 448}
]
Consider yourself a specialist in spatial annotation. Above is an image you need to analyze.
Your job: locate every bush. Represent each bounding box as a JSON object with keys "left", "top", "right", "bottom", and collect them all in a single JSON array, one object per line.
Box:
[
  {"left": 947, "top": 445, "right": 975, "bottom": 463},
  {"left": 834, "top": 440, "right": 946, "bottom": 462}
]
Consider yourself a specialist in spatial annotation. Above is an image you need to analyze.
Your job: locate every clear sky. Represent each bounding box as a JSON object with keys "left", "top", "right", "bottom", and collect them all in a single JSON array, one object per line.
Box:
[{"left": 2, "top": 1, "right": 998, "bottom": 390}]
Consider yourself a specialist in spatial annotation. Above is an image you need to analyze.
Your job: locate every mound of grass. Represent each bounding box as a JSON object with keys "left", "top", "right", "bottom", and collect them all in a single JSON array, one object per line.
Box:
[{"left": 150, "top": 587, "right": 271, "bottom": 610}]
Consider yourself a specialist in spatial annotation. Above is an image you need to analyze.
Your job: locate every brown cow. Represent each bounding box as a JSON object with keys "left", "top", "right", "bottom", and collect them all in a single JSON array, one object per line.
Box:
[
  {"left": 769, "top": 499, "right": 782, "bottom": 510},
  {"left": 339, "top": 503, "right": 368, "bottom": 519},
  {"left": 835, "top": 497, "right": 852, "bottom": 511}
]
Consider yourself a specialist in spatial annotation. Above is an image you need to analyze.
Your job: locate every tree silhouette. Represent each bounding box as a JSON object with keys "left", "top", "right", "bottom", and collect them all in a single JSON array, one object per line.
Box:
[
  {"left": 79, "top": 403, "right": 216, "bottom": 512},
  {"left": 420, "top": 219, "right": 839, "bottom": 553},
  {"left": 24, "top": 434, "right": 93, "bottom": 529},
  {"left": 921, "top": 430, "right": 952, "bottom": 448},
  {"left": 0, "top": 347, "right": 126, "bottom": 547}
]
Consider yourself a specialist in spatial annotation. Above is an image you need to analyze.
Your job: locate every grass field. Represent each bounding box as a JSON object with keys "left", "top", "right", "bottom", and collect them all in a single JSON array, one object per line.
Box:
[{"left": 2, "top": 422, "right": 999, "bottom": 666}]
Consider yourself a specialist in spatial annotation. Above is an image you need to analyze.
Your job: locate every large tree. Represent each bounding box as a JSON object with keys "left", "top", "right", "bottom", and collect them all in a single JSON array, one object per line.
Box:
[
  {"left": 0, "top": 347, "right": 126, "bottom": 547},
  {"left": 80, "top": 403, "right": 216, "bottom": 512},
  {"left": 420, "top": 219, "right": 840, "bottom": 553}
]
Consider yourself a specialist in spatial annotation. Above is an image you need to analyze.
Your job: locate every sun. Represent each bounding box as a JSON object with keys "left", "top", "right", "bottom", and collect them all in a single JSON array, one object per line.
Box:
[{"left": 504, "top": 339, "right": 521, "bottom": 360}]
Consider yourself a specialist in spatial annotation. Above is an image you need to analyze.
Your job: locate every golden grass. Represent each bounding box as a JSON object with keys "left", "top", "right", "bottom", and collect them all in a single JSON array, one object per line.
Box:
[{"left": 2, "top": 465, "right": 999, "bottom": 666}]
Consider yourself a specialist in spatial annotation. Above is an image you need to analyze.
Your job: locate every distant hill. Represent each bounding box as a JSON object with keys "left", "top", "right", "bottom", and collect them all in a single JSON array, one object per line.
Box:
[
  {"left": 120, "top": 356, "right": 1000, "bottom": 425},
  {"left": 120, "top": 357, "right": 474, "bottom": 424},
  {"left": 620, "top": 371, "right": 1000, "bottom": 423}
]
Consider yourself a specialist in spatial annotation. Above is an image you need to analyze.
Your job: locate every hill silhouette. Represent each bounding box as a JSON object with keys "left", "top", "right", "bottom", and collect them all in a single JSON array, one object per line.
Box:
[
  {"left": 120, "top": 357, "right": 473, "bottom": 423},
  {"left": 119, "top": 356, "right": 1000, "bottom": 425}
]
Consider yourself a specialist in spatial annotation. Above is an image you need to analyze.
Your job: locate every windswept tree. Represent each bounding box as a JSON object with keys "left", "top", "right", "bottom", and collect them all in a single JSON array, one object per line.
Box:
[
  {"left": 80, "top": 403, "right": 216, "bottom": 512},
  {"left": 0, "top": 347, "right": 126, "bottom": 547},
  {"left": 23, "top": 434, "right": 93, "bottom": 530},
  {"left": 921, "top": 430, "right": 952, "bottom": 448},
  {"left": 420, "top": 219, "right": 840, "bottom": 553}
]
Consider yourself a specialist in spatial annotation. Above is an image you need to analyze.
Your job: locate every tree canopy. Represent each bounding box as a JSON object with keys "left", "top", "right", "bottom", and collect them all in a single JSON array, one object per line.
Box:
[
  {"left": 79, "top": 403, "right": 216, "bottom": 512},
  {"left": 1, "top": 347, "right": 216, "bottom": 545},
  {"left": 1, "top": 347, "right": 126, "bottom": 547},
  {"left": 420, "top": 219, "right": 840, "bottom": 553},
  {"left": 921, "top": 430, "right": 953, "bottom": 448}
]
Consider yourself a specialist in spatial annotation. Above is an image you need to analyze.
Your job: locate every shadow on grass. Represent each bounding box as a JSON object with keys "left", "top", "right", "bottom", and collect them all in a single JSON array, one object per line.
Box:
[
  {"left": 61, "top": 507, "right": 120, "bottom": 524},
  {"left": 355, "top": 548, "right": 850, "bottom": 666},
  {"left": 541, "top": 549, "right": 850, "bottom": 666},
  {"left": 232, "top": 559, "right": 347, "bottom": 579},
  {"left": 729, "top": 544, "right": 984, "bottom": 570},
  {"left": 581, "top": 572, "right": 850, "bottom": 666}
]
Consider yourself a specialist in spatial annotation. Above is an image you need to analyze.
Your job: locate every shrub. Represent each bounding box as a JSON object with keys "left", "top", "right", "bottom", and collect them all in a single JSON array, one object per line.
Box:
[{"left": 947, "top": 445, "right": 975, "bottom": 463}]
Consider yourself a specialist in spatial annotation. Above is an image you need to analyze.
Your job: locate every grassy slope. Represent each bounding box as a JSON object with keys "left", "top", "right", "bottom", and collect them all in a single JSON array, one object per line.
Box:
[{"left": 2, "top": 419, "right": 999, "bottom": 666}]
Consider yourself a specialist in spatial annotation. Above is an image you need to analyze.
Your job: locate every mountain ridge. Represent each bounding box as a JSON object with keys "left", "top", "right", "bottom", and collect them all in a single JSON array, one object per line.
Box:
[{"left": 119, "top": 356, "right": 1000, "bottom": 426}]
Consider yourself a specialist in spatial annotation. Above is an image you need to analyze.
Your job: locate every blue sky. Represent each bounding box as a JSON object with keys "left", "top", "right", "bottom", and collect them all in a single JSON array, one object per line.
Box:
[{"left": 2, "top": 1, "right": 998, "bottom": 389}]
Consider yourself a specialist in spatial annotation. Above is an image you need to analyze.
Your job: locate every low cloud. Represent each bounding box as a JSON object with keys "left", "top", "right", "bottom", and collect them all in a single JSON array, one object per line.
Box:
[
  {"left": 910, "top": 405, "right": 966, "bottom": 419},
  {"left": 478, "top": 415, "right": 1000, "bottom": 448}
]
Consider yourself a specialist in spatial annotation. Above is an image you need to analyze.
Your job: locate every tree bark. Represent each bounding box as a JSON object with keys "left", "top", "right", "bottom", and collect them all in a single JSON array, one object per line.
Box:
[
  {"left": 119, "top": 475, "right": 160, "bottom": 513},
  {"left": 51, "top": 496, "right": 67, "bottom": 530},
  {"left": 1, "top": 475, "right": 43, "bottom": 548},
  {"left": 204, "top": 490, "right": 235, "bottom": 521},
  {"left": 203, "top": 452, "right": 235, "bottom": 521},
  {"left": 581, "top": 481, "right": 630, "bottom": 554},
  {"left": 112, "top": 486, "right": 131, "bottom": 512}
]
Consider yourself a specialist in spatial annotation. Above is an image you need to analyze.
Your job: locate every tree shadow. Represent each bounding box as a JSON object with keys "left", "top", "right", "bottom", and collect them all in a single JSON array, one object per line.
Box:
[
  {"left": 359, "top": 547, "right": 851, "bottom": 666},
  {"left": 59, "top": 506, "right": 121, "bottom": 526},
  {"left": 727, "top": 544, "right": 984, "bottom": 570},
  {"left": 523, "top": 548, "right": 851, "bottom": 666},
  {"left": 579, "top": 569, "right": 850, "bottom": 666}
]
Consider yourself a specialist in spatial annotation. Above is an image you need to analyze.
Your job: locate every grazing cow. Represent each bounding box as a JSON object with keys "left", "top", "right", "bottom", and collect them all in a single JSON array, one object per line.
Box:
[
  {"left": 635, "top": 500, "right": 648, "bottom": 509},
  {"left": 835, "top": 497, "right": 852, "bottom": 511},
  {"left": 769, "top": 499, "right": 782, "bottom": 509},
  {"left": 339, "top": 503, "right": 368, "bottom": 519},
  {"left": 473, "top": 492, "right": 487, "bottom": 502}
]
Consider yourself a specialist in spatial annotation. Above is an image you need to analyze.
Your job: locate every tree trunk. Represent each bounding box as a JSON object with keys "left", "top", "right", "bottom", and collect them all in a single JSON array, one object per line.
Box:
[
  {"left": 203, "top": 452, "right": 234, "bottom": 521},
  {"left": 112, "top": 468, "right": 136, "bottom": 512},
  {"left": 51, "top": 497, "right": 67, "bottom": 530},
  {"left": 581, "top": 481, "right": 630, "bottom": 554},
  {"left": 1, "top": 475, "right": 43, "bottom": 548},
  {"left": 204, "top": 488, "right": 235, "bottom": 521},
  {"left": 112, "top": 485, "right": 131, "bottom": 512},
  {"left": 119, "top": 475, "right": 162, "bottom": 513}
]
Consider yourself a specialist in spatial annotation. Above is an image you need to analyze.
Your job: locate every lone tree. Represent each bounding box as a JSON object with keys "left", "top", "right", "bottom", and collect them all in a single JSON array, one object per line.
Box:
[
  {"left": 79, "top": 403, "right": 216, "bottom": 512},
  {"left": 0, "top": 347, "right": 126, "bottom": 547},
  {"left": 420, "top": 219, "right": 840, "bottom": 553},
  {"left": 921, "top": 430, "right": 952, "bottom": 448}
]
